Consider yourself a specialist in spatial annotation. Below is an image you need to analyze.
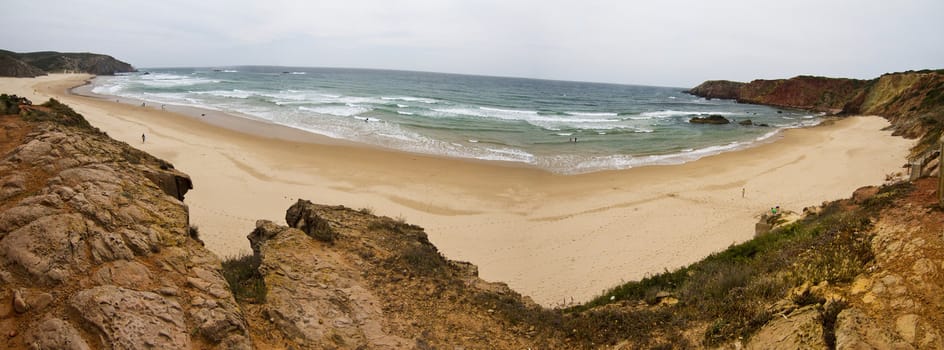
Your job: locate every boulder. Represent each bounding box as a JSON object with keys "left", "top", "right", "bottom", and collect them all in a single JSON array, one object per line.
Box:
[
  {"left": 852, "top": 186, "right": 880, "bottom": 204},
  {"left": 285, "top": 199, "right": 338, "bottom": 242},
  {"left": 739, "top": 119, "right": 754, "bottom": 126}
]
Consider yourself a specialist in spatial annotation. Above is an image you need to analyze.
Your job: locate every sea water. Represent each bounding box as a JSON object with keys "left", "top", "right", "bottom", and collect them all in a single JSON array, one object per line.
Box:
[{"left": 90, "top": 66, "right": 820, "bottom": 174}]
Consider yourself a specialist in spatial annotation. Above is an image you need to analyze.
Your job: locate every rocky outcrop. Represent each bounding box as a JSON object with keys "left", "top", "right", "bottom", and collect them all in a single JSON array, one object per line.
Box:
[
  {"left": 686, "top": 80, "right": 743, "bottom": 100},
  {"left": 0, "top": 50, "right": 135, "bottom": 76},
  {"left": 241, "top": 200, "right": 566, "bottom": 349},
  {"left": 0, "top": 96, "right": 248, "bottom": 348}
]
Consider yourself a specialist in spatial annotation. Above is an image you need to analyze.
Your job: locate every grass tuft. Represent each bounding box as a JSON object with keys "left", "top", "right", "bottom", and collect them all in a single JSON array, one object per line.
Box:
[{"left": 221, "top": 253, "right": 267, "bottom": 303}]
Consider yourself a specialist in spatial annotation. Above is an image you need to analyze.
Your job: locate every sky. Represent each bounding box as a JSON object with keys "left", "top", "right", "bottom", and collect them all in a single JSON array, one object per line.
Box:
[{"left": 2, "top": 0, "right": 942, "bottom": 87}]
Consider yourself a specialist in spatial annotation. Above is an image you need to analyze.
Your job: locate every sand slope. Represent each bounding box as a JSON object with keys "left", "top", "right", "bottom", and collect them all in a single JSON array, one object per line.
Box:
[{"left": 0, "top": 74, "right": 913, "bottom": 305}]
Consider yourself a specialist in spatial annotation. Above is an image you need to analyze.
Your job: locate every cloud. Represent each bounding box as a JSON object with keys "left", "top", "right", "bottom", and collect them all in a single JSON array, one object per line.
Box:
[{"left": 1, "top": 0, "right": 942, "bottom": 86}]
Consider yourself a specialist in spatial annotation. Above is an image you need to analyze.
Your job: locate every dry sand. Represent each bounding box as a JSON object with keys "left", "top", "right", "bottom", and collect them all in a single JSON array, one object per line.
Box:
[{"left": 0, "top": 74, "right": 914, "bottom": 306}]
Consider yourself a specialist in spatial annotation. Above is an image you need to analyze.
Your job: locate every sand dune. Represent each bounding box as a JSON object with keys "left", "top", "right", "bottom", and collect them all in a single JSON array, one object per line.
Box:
[{"left": 0, "top": 74, "right": 913, "bottom": 306}]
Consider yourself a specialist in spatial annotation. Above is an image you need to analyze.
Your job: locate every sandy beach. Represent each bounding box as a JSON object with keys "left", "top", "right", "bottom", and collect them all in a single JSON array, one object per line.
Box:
[{"left": 0, "top": 74, "right": 914, "bottom": 306}]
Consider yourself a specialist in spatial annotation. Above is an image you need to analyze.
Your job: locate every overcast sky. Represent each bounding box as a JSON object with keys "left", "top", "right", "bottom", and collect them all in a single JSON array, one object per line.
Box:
[{"left": 2, "top": 0, "right": 942, "bottom": 87}]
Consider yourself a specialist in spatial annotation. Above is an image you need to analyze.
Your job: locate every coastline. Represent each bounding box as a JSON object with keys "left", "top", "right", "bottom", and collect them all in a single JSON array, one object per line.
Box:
[{"left": 0, "top": 74, "right": 914, "bottom": 306}]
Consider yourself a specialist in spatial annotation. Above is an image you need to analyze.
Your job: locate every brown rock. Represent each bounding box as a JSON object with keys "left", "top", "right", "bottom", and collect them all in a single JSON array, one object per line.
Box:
[
  {"left": 251, "top": 220, "right": 409, "bottom": 348},
  {"left": 24, "top": 318, "right": 90, "bottom": 350},
  {"left": 852, "top": 186, "right": 880, "bottom": 204},
  {"left": 13, "top": 289, "right": 28, "bottom": 313},
  {"left": 29, "top": 292, "right": 53, "bottom": 312},
  {"left": 70, "top": 285, "right": 191, "bottom": 349},
  {"left": 835, "top": 308, "right": 913, "bottom": 349},
  {"left": 285, "top": 199, "right": 338, "bottom": 242},
  {"left": 140, "top": 166, "right": 193, "bottom": 201},
  {"left": 92, "top": 260, "right": 153, "bottom": 288},
  {"left": 746, "top": 305, "right": 826, "bottom": 350}
]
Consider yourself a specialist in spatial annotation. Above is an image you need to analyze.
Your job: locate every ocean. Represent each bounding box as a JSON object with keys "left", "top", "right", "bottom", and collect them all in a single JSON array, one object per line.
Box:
[{"left": 90, "top": 66, "right": 820, "bottom": 174}]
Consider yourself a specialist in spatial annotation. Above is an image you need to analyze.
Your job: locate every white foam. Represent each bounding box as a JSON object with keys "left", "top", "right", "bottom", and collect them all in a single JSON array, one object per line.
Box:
[
  {"left": 299, "top": 105, "right": 370, "bottom": 117},
  {"left": 432, "top": 107, "right": 623, "bottom": 130},
  {"left": 481, "top": 147, "right": 535, "bottom": 163},
  {"left": 135, "top": 73, "right": 218, "bottom": 87},
  {"left": 381, "top": 96, "right": 438, "bottom": 104},
  {"left": 290, "top": 72, "right": 306, "bottom": 75},
  {"left": 222, "top": 70, "right": 238, "bottom": 73},
  {"left": 565, "top": 111, "right": 618, "bottom": 117},
  {"left": 397, "top": 111, "right": 414, "bottom": 115},
  {"left": 193, "top": 89, "right": 252, "bottom": 99},
  {"left": 556, "top": 132, "right": 574, "bottom": 136}
]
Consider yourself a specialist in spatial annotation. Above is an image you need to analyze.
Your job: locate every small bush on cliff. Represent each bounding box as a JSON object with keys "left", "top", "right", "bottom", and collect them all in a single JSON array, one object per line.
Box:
[
  {"left": 222, "top": 253, "right": 267, "bottom": 303},
  {"left": 0, "top": 94, "right": 27, "bottom": 114},
  {"left": 21, "top": 98, "right": 94, "bottom": 130}
]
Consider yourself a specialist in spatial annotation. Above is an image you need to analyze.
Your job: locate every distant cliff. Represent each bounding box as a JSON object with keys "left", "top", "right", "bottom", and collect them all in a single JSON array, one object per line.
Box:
[
  {"left": 0, "top": 50, "right": 135, "bottom": 77},
  {"left": 688, "top": 70, "right": 944, "bottom": 158}
]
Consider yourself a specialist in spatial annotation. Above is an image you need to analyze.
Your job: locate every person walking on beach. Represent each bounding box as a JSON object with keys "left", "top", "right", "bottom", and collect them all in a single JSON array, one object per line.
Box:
[{"left": 142, "top": 133, "right": 146, "bottom": 143}]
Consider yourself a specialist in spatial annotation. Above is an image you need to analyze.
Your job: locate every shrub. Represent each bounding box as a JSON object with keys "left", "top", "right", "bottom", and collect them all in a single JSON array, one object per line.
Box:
[{"left": 221, "top": 253, "right": 267, "bottom": 303}]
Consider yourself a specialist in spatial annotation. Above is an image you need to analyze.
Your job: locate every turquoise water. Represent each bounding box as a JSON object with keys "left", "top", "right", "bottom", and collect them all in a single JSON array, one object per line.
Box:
[{"left": 91, "top": 66, "right": 820, "bottom": 174}]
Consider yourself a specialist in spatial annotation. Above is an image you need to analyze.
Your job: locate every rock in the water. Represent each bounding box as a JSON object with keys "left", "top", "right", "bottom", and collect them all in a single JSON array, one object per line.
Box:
[
  {"left": 739, "top": 119, "right": 754, "bottom": 126},
  {"left": 689, "top": 115, "right": 731, "bottom": 124}
]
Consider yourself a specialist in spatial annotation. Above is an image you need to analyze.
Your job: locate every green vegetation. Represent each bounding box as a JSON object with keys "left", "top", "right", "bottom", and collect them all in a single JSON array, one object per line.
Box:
[
  {"left": 20, "top": 98, "right": 95, "bottom": 130},
  {"left": 221, "top": 253, "right": 267, "bottom": 303},
  {"left": 0, "top": 94, "right": 28, "bottom": 114},
  {"left": 562, "top": 182, "right": 912, "bottom": 346}
]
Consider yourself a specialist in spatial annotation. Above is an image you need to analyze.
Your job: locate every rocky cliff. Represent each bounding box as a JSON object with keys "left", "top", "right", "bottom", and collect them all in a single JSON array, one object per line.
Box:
[
  {"left": 0, "top": 95, "right": 249, "bottom": 349},
  {"left": 688, "top": 75, "right": 869, "bottom": 113},
  {"left": 688, "top": 70, "right": 944, "bottom": 158},
  {"left": 0, "top": 50, "right": 135, "bottom": 77}
]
